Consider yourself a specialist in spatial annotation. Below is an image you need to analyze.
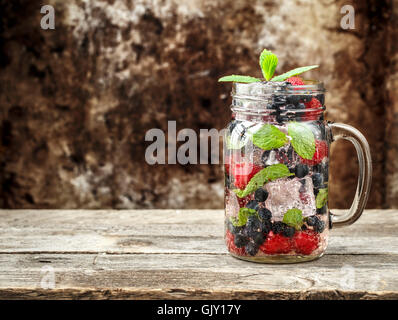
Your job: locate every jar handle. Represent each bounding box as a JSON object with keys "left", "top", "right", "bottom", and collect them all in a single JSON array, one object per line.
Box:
[{"left": 328, "top": 123, "right": 372, "bottom": 227}]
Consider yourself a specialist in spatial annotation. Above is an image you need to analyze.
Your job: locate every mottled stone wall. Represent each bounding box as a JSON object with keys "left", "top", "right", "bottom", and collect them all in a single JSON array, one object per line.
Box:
[{"left": 0, "top": 0, "right": 397, "bottom": 209}]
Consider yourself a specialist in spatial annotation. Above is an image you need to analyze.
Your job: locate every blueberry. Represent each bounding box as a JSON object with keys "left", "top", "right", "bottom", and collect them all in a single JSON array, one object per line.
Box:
[
  {"left": 306, "top": 216, "right": 319, "bottom": 226},
  {"left": 261, "top": 150, "right": 271, "bottom": 166},
  {"left": 261, "top": 220, "right": 272, "bottom": 234},
  {"left": 258, "top": 208, "right": 272, "bottom": 221},
  {"left": 316, "top": 206, "right": 327, "bottom": 215},
  {"left": 246, "top": 200, "right": 259, "bottom": 211},
  {"left": 314, "top": 220, "right": 325, "bottom": 233},
  {"left": 255, "top": 189, "right": 268, "bottom": 202},
  {"left": 234, "top": 233, "right": 249, "bottom": 248},
  {"left": 294, "top": 164, "right": 309, "bottom": 178},
  {"left": 297, "top": 102, "right": 306, "bottom": 110},
  {"left": 272, "top": 221, "right": 285, "bottom": 234},
  {"left": 312, "top": 173, "right": 324, "bottom": 188},
  {"left": 282, "top": 226, "right": 296, "bottom": 238},
  {"left": 252, "top": 232, "right": 266, "bottom": 245},
  {"left": 245, "top": 242, "right": 259, "bottom": 256},
  {"left": 246, "top": 215, "right": 261, "bottom": 231},
  {"left": 301, "top": 224, "right": 308, "bottom": 231}
]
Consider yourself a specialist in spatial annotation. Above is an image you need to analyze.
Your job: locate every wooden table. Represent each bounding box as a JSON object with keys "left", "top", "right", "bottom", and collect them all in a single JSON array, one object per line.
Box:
[{"left": 0, "top": 209, "right": 397, "bottom": 300}]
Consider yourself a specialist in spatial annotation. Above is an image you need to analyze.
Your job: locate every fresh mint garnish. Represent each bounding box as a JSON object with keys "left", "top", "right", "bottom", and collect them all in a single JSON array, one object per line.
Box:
[
  {"left": 218, "top": 75, "right": 261, "bottom": 83},
  {"left": 250, "top": 124, "right": 287, "bottom": 150},
  {"left": 271, "top": 65, "right": 319, "bottom": 82},
  {"left": 316, "top": 188, "right": 328, "bottom": 209},
  {"left": 230, "top": 207, "right": 257, "bottom": 227},
  {"left": 283, "top": 208, "right": 304, "bottom": 230},
  {"left": 259, "top": 49, "right": 278, "bottom": 81},
  {"left": 233, "top": 163, "right": 293, "bottom": 198},
  {"left": 288, "top": 122, "right": 315, "bottom": 160},
  {"left": 218, "top": 49, "right": 319, "bottom": 83}
]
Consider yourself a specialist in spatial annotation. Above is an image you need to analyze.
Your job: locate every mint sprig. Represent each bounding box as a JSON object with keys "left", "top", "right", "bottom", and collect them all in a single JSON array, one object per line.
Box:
[
  {"left": 288, "top": 122, "right": 316, "bottom": 160},
  {"left": 283, "top": 208, "right": 304, "bottom": 230},
  {"left": 217, "top": 49, "right": 319, "bottom": 83},
  {"left": 233, "top": 163, "right": 293, "bottom": 198},
  {"left": 230, "top": 207, "right": 257, "bottom": 227},
  {"left": 250, "top": 124, "right": 287, "bottom": 150},
  {"left": 316, "top": 188, "right": 328, "bottom": 209},
  {"left": 259, "top": 49, "right": 278, "bottom": 81}
]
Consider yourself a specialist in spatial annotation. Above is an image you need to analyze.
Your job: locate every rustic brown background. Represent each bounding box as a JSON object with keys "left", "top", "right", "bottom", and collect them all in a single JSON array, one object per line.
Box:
[{"left": 0, "top": 0, "right": 397, "bottom": 209}]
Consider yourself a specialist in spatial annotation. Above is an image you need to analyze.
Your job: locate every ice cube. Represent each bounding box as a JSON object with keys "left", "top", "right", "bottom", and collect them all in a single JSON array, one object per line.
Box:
[
  {"left": 225, "top": 189, "right": 240, "bottom": 218},
  {"left": 264, "top": 176, "right": 316, "bottom": 220}
]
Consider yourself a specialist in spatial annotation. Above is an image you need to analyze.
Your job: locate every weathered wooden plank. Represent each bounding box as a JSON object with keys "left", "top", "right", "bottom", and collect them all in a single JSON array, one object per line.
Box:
[
  {"left": 0, "top": 253, "right": 397, "bottom": 299},
  {"left": 0, "top": 210, "right": 397, "bottom": 255}
]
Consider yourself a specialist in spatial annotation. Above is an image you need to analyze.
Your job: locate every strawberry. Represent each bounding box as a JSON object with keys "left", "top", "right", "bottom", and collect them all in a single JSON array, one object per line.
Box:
[
  {"left": 231, "top": 162, "right": 262, "bottom": 190},
  {"left": 259, "top": 231, "right": 292, "bottom": 254},
  {"left": 225, "top": 230, "right": 246, "bottom": 256},
  {"left": 292, "top": 230, "right": 319, "bottom": 255},
  {"left": 286, "top": 76, "right": 305, "bottom": 86},
  {"left": 303, "top": 97, "right": 323, "bottom": 121},
  {"left": 300, "top": 140, "right": 328, "bottom": 166}
]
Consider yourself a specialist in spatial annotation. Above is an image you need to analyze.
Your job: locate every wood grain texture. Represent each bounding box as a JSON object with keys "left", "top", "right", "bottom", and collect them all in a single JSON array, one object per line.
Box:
[{"left": 0, "top": 209, "right": 397, "bottom": 299}]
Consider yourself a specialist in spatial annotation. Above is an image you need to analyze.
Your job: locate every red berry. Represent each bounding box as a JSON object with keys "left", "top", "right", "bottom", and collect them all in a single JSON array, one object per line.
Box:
[
  {"left": 225, "top": 230, "right": 246, "bottom": 256},
  {"left": 300, "top": 140, "right": 328, "bottom": 166},
  {"left": 237, "top": 194, "right": 252, "bottom": 208},
  {"left": 231, "top": 162, "right": 262, "bottom": 190},
  {"left": 292, "top": 230, "right": 319, "bottom": 255},
  {"left": 259, "top": 231, "right": 292, "bottom": 254},
  {"left": 303, "top": 97, "right": 323, "bottom": 121},
  {"left": 286, "top": 76, "right": 305, "bottom": 86}
]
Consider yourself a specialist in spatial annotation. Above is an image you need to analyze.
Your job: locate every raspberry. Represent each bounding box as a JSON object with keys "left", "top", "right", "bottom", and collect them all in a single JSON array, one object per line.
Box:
[
  {"left": 292, "top": 230, "right": 319, "bottom": 255},
  {"left": 231, "top": 162, "right": 262, "bottom": 190},
  {"left": 259, "top": 231, "right": 292, "bottom": 254},
  {"left": 303, "top": 97, "right": 323, "bottom": 121},
  {"left": 225, "top": 230, "right": 246, "bottom": 256},
  {"left": 237, "top": 195, "right": 252, "bottom": 208},
  {"left": 300, "top": 140, "right": 328, "bottom": 166},
  {"left": 286, "top": 76, "right": 305, "bottom": 86}
]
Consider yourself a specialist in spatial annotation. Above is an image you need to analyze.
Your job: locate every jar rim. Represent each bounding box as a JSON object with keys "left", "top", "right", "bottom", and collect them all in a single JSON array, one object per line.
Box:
[{"left": 232, "top": 80, "right": 326, "bottom": 99}]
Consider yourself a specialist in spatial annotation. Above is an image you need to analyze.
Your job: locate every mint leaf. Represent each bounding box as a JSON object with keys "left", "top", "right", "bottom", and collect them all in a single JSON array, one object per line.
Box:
[
  {"left": 250, "top": 124, "right": 287, "bottom": 150},
  {"left": 316, "top": 188, "right": 328, "bottom": 209},
  {"left": 259, "top": 49, "right": 278, "bottom": 81},
  {"left": 283, "top": 208, "right": 304, "bottom": 230},
  {"left": 218, "top": 75, "right": 261, "bottom": 83},
  {"left": 230, "top": 208, "right": 257, "bottom": 227},
  {"left": 233, "top": 164, "right": 293, "bottom": 198},
  {"left": 288, "top": 122, "right": 315, "bottom": 160},
  {"left": 270, "top": 65, "right": 319, "bottom": 82}
]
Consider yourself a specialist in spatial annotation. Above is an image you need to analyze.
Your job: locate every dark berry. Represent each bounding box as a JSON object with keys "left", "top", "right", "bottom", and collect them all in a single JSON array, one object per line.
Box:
[
  {"left": 246, "top": 200, "right": 259, "bottom": 211},
  {"left": 312, "top": 173, "right": 324, "bottom": 188},
  {"left": 301, "top": 224, "right": 308, "bottom": 231},
  {"left": 261, "top": 150, "right": 271, "bottom": 166},
  {"left": 261, "top": 220, "right": 272, "bottom": 234},
  {"left": 297, "top": 102, "right": 306, "bottom": 109},
  {"left": 254, "top": 188, "right": 268, "bottom": 202},
  {"left": 294, "top": 164, "right": 309, "bottom": 178},
  {"left": 246, "top": 215, "right": 261, "bottom": 231},
  {"left": 272, "top": 221, "right": 285, "bottom": 234},
  {"left": 314, "top": 220, "right": 325, "bottom": 233},
  {"left": 258, "top": 208, "right": 272, "bottom": 221},
  {"left": 306, "top": 216, "right": 319, "bottom": 226},
  {"left": 282, "top": 226, "right": 296, "bottom": 238},
  {"left": 234, "top": 233, "right": 249, "bottom": 248},
  {"left": 316, "top": 206, "right": 327, "bottom": 215},
  {"left": 252, "top": 232, "right": 266, "bottom": 245},
  {"left": 245, "top": 242, "right": 259, "bottom": 256}
]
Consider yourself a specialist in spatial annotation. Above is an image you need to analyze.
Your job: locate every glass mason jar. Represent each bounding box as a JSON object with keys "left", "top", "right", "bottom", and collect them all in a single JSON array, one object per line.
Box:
[{"left": 223, "top": 81, "right": 372, "bottom": 263}]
